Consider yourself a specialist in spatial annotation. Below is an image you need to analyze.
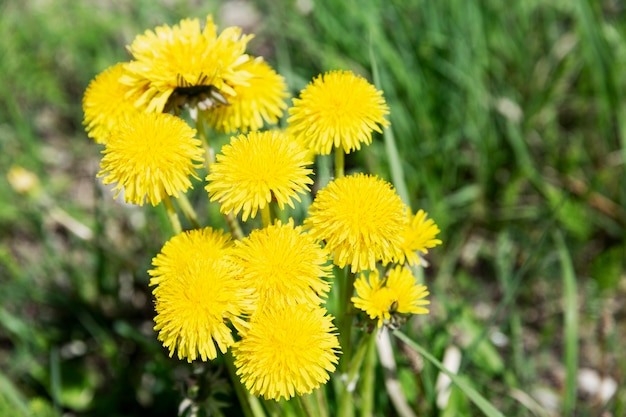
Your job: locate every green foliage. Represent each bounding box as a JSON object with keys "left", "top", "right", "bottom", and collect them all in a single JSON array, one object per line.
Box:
[
  {"left": 2, "top": 0, "right": 625, "bottom": 416},
  {"left": 0, "top": 372, "right": 60, "bottom": 417}
]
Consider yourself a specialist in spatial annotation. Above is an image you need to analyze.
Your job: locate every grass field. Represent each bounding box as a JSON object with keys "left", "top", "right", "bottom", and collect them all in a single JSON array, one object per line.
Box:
[{"left": 1, "top": 0, "right": 625, "bottom": 416}]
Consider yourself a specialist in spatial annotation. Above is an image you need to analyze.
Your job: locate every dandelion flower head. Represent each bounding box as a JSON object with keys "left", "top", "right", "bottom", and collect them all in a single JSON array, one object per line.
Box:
[
  {"left": 149, "top": 227, "right": 251, "bottom": 362},
  {"left": 305, "top": 173, "right": 407, "bottom": 272},
  {"left": 206, "top": 130, "right": 313, "bottom": 221},
  {"left": 287, "top": 70, "right": 390, "bottom": 155},
  {"left": 204, "top": 57, "right": 289, "bottom": 133},
  {"left": 397, "top": 209, "right": 442, "bottom": 266},
  {"left": 122, "top": 15, "right": 253, "bottom": 113},
  {"left": 352, "top": 266, "right": 430, "bottom": 328},
  {"left": 82, "top": 63, "right": 146, "bottom": 144},
  {"left": 97, "top": 112, "right": 203, "bottom": 206},
  {"left": 233, "top": 303, "right": 340, "bottom": 400},
  {"left": 233, "top": 219, "right": 331, "bottom": 312}
]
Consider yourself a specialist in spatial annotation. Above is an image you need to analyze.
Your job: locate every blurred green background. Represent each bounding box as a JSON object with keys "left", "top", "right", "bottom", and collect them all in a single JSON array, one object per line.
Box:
[{"left": 1, "top": 0, "right": 624, "bottom": 416}]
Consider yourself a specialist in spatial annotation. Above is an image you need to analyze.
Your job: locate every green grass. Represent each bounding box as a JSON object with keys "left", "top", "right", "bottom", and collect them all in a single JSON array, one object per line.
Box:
[{"left": 1, "top": 0, "right": 625, "bottom": 416}]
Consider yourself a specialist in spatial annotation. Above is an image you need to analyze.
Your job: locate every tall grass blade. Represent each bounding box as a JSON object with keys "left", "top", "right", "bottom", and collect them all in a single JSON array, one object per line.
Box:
[
  {"left": 556, "top": 232, "right": 578, "bottom": 415},
  {"left": 0, "top": 372, "right": 30, "bottom": 416},
  {"left": 370, "top": 44, "right": 410, "bottom": 205},
  {"left": 394, "top": 331, "right": 505, "bottom": 417}
]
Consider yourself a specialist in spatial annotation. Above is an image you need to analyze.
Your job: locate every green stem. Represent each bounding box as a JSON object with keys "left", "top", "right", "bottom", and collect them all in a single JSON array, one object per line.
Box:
[
  {"left": 225, "top": 211, "right": 245, "bottom": 240},
  {"left": 162, "top": 194, "right": 182, "bottom": 235},
  {"left": 347, "top": 330, "right": 374, "bottom": 387},
  {"left": 261, "top": 204, "right": 272, "bottom": 228},
  {"left": 360, "top": 329, "right": 378, "bottom": 417},
  {"left": 196, "top": 110, "right": 206, "bottom": 139},
  {"left": 337, "top": 331, "right": 373, "bottom": 417},
  {"left": 315, "top": 387, "right": 329, "bottom": 417},
  {"left": 296, "top": 394, "right": 316, "bottom": 417},
  {"left": 196, "top": 112, "right": 215, "bottom": 169},
  {"left": 338, "top": 269, "right": 356, "bottom": 371},
  {"left": 264, "top": 399, "right": 289, "bottom": 417},
  {"left": 334, "top": 147, "right": 345, "bottom": 179},
  {"left": 336, "top": 268, "right": 357, "bottom": 417},
  {"left": 177, "top": 193, "right": 201, "bottom": 229},
  {"left": 336, "top": 388, "right": 354, "bottom": 417},
  {"left": 224, "top": 351, "right": 267, "bottom": 417}
]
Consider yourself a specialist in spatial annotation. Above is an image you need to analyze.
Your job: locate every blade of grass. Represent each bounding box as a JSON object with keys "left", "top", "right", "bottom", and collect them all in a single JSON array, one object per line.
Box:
[
  {"left": 50, "top": 346, "right": 61, "bottom": 412},
  {"left": 618, "top": 102, "right": 626, "bottom": 216},
  {"left": 458, "top": 191, "right": 567, "bottom": 373},
  {"left": 555, "top": 231, "right": 578, "bottom": 415},
  {"left": 394, "top": 330, "right": 505, "bottom": 417},
  {"left": 0, "top": 372, "right": 30, "bottom": 417},
  {"left": 370, "top": 44, "right": 410, "bottom": 205},
  {"left": 573, "top": 0, "right": 615, "bottom": 129}
]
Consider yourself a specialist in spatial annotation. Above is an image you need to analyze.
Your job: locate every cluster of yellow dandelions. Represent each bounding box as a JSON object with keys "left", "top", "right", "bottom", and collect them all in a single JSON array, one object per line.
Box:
[{"left": 83, "top": 15, "right": 441, "bottom": 402}]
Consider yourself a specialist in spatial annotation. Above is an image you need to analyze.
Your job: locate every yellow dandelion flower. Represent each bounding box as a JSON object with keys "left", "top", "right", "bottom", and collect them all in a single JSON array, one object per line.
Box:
[
  {"left": 287, "top": 70, "right": 390, "bottom": 155},
  {"left": 351, "top": 266, "right": 430, "bottom": 328},
  {"left": 149, "top": 227, "right": 251, "bottom": 362},
  {"left": 122, "top": 15, "right": 253, "bottom": 113},
  {"left": 233, "top": 303, "right": 340, "bottom": 400},
  {"left": 397, "top": 209, "right": 442, "bottom": 266},
  {"left": 206, "top": 130, "right": 313, "bottom": 221},
  {"left": 82, "top": 63, "right": 147, "bottom": 144},
  {"left": 233, "top": 219, "right": 331, "bottom": 312},
  {"left": 97, "top": 111, "right": 203, "bottom": 206},
  {"left": 204, "top": 57, "right": 289, "bottom": 133},
  {"left": 305, "top": 173, "right": 407, "bottom": 272}
]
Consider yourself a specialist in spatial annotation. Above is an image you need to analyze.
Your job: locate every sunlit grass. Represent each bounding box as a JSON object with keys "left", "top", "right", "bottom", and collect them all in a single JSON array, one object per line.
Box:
[{"left": 1, "top": 0, "right": 624, "bottom": 416}]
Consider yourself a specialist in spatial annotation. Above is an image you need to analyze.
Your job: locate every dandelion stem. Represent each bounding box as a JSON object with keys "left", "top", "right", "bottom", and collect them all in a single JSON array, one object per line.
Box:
[
  {"left": 224, "top": 351, "right": 267, "bottom": 417},
  {"left": 296, "top": 394, "right": 316, "bottom": 417},
  {"left": 162, "top": 194, "right": 182, "bottom": 235},
  {"left": 345, "top": 270, "right": 356, "bottom": 360},
  {"left": 262, "top": 399, "right": 286, "bottom": 417},
  {"left": 336, "top": 267, "right": 356, "bottom": 417},
  {"left": 337, "top": 387, "right": 354, "bottom": 417},
  {"left": 196, "top": 112, "right": 214, "bottom": 166},
  {"left": 315, "top": 386, "right": 329, "bottom": 417},
  {"left": 225, "top": 211, "right": 244, "bottom": 240},
  {"left": 337, "top": 267, "right": 355, "bottom": 371},
  {"left": 335, "top": 147, "right": 345, "bottom": 178},
  {"left": 177, "top": 193, "right": 201, "bottom": 229},
  {"left": 338, "top": 331, "right": 376, "bottom": 417},
  {"left": 338, "top": 329, "right": 375, "bottom": 417},
  {"left": 261, "top": 204, "right": 272, "bottom": 228},
  {"left": 360, "top": 329, "right": 378, "bottom": 417}
]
